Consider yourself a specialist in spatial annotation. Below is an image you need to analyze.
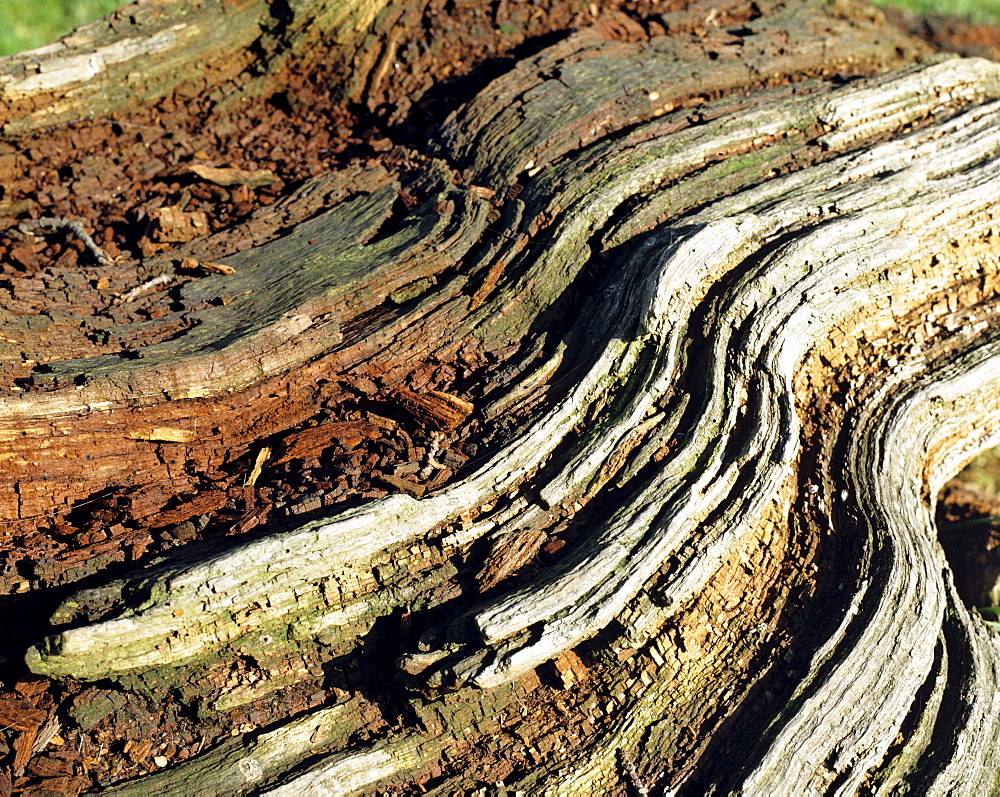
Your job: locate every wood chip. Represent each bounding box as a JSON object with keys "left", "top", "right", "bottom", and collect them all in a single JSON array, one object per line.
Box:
[
  {"left": 275, "top": 421, "right": 380, "bottom": 464},
  {"left": 365, "top": 412, "right": 398, "bottom": 431},
  {"left": 379, "top": 473, "right": 427, "bottom": 498},
  {"left": 30, "top": 715, "right": 61, "bottom": 754},
  {"left": 0, "top": 697, "right": 47, "bottom": 732},
  {"left": 146, "top": 206, "right": 209, "bottom": 244},
  {"left": 125, "top": 738, "right": 153, "bottom": 763},
  {"left": 180, "top": 256, "right": 237, "bottom": 275},
  {"left": 152, "top": 489, "right": 230, "bottom": 528},
  {"left": 188, "top": 164, "right": 278, "bottom": 188},
  {"left": 394, "top": 389, "right": 474, "bottom": 430},
  {"left": 13, "top": 677, "right": 49, "bottom": 700},
  {"left": 14, "top": 725, "right": 38, "bottom": 772},
  {"left": 553, "top": 650, "right": 589, "bottom": 689},
  {"left": 126, "top": 427, "right": 196, "bottom": 443}
]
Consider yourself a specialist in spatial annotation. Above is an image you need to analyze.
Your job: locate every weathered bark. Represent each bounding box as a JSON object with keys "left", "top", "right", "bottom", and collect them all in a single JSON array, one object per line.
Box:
[{"left": 4, "top": 0, "right": 1000, "bottom": 793}]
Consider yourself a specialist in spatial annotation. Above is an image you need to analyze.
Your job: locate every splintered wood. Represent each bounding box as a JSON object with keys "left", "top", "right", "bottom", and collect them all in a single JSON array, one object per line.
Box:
[
  {"left": 274, "top": 420, "right": 383, "bottom": 464},
  {"left": 476, "top": 527, "right": 548, "bottom": 591},
  {"left": 394, "top": 389, "right": 474, "bottom": 431},
  {"left": 4, "top": 0, "right": 1000, "bottom": 794}
]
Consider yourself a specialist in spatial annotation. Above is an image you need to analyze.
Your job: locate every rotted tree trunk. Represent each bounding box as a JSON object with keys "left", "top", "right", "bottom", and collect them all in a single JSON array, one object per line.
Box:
[{"left": 3, "top": 0, "right": 1000, "bottom": 793}]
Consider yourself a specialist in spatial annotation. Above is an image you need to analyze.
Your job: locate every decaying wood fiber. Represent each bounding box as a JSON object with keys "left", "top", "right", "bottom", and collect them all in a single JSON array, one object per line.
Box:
[{"left": 7, "top": 0, "right": 1000, "bottom": 793}]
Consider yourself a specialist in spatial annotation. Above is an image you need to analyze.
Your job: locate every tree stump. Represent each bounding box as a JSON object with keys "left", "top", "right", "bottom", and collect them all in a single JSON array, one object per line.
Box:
[{"left": 2, "top": 0, "right": 1000, "bottom": 793}]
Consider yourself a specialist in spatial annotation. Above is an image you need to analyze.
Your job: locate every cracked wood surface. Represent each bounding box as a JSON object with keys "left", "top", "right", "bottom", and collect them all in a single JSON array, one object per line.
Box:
[{"left": 4, "top": 0, "right": 1000, "bottom": 793}]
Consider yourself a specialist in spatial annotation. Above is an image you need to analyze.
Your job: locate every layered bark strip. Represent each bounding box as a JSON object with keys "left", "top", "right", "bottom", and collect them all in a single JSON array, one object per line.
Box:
[{"left": 6, "top": 0, "right": 1000, "bottom": 793}]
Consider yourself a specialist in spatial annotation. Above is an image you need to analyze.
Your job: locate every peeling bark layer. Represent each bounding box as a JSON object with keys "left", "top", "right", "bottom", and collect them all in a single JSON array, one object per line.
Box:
[{"left": 4, "top": 0, "right": 1000, "bottom": 793}]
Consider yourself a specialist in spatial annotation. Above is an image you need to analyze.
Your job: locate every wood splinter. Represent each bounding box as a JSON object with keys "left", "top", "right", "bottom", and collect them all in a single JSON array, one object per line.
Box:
[{"left": 395, "top": 388, "right": 474, "bottom": 430}]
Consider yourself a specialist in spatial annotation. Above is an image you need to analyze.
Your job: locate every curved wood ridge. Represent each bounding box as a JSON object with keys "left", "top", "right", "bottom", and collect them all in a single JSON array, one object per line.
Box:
[{"left": 5, "top": 0, "right": 1000, "bottom": 793}]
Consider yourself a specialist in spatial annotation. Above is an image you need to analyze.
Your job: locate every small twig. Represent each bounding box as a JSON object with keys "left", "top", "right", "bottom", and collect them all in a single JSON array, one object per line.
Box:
[
  {"left": 15, "top": 216, "right": 114, "bottom": 265},
  {"left": 118, "top": 272, "right": 173, "bottom": 303},
  {"left": 418, "top": 431, "right": 448, "bottom": 479}
]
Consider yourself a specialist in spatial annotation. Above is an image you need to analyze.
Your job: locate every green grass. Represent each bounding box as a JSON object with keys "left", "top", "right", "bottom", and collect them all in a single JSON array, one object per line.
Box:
[
  {"left": 1, "top": 0, "right": 998, "bottom": 59},
  {"left": 871, "top": 0, "right": 1000, "bottom": 26},
  {"left": 956, "top": 448, "right": 1000, "bottom": 495},
  {"left": 0, "top": 0, "right": 122, "bottom": 57}
]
